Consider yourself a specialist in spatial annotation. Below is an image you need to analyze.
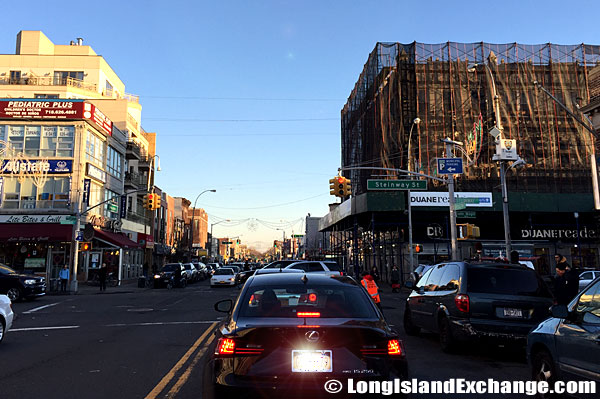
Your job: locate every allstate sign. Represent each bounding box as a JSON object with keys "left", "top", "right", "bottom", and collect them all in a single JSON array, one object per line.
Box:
[{"left": 0, "top": 159, "right": 73, "bottom": 174}]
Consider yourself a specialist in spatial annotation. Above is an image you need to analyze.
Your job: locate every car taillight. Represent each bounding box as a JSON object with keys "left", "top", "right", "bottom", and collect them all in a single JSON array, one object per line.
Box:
[
  {"left": 297, "top": 312, "right": 320, "bottom": 318},
  {"left": 215, "top": 338, "right": 235, "bottom": 356},
  {"left": 455, "top": 294, "right": 470, "bottom": 313},
  {"left": 340, "top": 271, "right": 344, "bottom": 276},
  {"left": 360, "top": 339, "right": 404, "bottom": 357},
  {"left": 214, "top": 338, "right": 263, "bottom": 357},
  {"left": 388, "top": 339, "right": 403, "bottom": 355}
]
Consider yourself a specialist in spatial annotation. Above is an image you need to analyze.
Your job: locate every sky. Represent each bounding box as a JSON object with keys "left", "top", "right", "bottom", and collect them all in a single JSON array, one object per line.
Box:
[{"left": 2, "top": 1, "right": 599, "bottom": 251}]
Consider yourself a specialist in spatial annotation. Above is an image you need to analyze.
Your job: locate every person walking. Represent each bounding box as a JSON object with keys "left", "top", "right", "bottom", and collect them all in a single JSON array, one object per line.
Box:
[
  {"left": 553, "top": 254, "right": 579, "bottom": 305},
  {"left": 390, "top": 265, "right": 401, "bottom": 293},
  {"left": 59, "top": 265, "right": 69, "bottom": 293},
  {"left": 98, "top": 263, "right": 108, "bottom": 292},
  {"left": 370, "top": 266, "right": 380, "bottom": 283},
  {"left": 361, "top": 271, "right": 382, "bottom": 311}
]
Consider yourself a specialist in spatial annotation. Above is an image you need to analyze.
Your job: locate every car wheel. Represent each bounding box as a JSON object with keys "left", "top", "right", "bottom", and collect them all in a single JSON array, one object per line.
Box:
[
  {"left": 403, "top": 307, "right": 420, "bottom": 336},
  {"left": 181, "top": 279, "right": 187, "bottom": 288},
  {"left": 439, "top": 316, "right": 456, "bottom": 353},
  {"left": 532, "top": 350, "right": 557, "bottom": 399},
  {"left": 6, "top": 287, "right": 22, "bottom": 302},
  {"left": 167, "top": 281, "right": 173, "bottom": 290},
  {"left": 0, "top": 319, "right": 5, "bottom": 344}
]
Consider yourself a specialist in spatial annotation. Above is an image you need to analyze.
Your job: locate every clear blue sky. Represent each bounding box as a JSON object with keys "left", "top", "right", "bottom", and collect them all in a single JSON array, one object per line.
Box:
[{"left": 2, "top": 1, "right": 599, "bottom": 251}]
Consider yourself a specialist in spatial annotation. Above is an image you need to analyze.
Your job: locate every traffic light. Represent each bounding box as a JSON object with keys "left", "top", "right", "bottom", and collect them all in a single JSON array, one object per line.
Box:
[
  {"left": 143, "top": 194, "right": 150, "bottom": 210},
  {"left": 343, "top": 178, "right": 352, "bottom": 197},
  {"left": 274, "top": 240, "right": 278, "bottom": 248},
  {"left": 329, "top": 177, "right": 337, "bottom": 196},
  {"left": 153, "top": 195, "right": 161, "bottom": 210},
  {"left": 148, "top": 193, "right": 156, "bottom": 210},
  {"left": 414, "top": 244, "right": 423, "bottom": 253},
  {"left": 79, "top": 242, "right": 91, "bottom": 251},
  {"left": 457, "top": 224, "right": 481, "bottom": 240}
]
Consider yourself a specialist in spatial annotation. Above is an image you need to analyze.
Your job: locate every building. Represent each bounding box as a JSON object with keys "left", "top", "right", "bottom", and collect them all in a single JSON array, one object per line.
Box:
[
  {"left": 188, "top": 207, "right": 208, "bottom": 260},
  {"left": 0, "top": 31, "right": 158, "bottom": 288},
  {"left": 321, "top": 42, "right": 600, "bottom": 282}
]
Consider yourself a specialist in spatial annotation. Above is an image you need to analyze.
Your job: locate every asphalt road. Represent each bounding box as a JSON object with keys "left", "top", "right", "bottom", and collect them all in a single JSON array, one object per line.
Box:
[{"left": 2, "top": 280, "right": 531, "bottom": 399}]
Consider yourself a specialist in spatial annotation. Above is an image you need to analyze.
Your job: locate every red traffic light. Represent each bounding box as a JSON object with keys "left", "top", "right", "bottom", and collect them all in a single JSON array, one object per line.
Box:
[
  {"left": 414, "top": 244, "right": 423, "bottom": 253},
  {"left": 337, "top": 177, "right": 345, "bottom": 184}
]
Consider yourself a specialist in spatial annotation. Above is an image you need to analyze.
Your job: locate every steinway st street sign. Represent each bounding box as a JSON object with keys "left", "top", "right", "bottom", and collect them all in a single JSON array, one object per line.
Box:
[{"left": 367, "top": 179, "right": 427, "bottom": 190}]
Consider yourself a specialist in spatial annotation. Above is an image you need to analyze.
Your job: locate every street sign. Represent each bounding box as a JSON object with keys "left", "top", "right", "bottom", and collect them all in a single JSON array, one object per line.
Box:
[
  {"left": 60, "top": 215, "right": 77, "bottom": 225},
  {"left": 120, "top": 195, "right": 127, "bottom": 218},
  {"left": 457, "top": 210, "right": 476, "bottom": 219},
  {"left": 107, "top": 203, "right": 118, "bottom": 213},
  {"left": 221, "top": 241, "right": 233, "bottom": 245},
  {"left": 367, "top": 179, "right": 427, "bottom": 190},
  {"left": 292, "top": 234, "right": 304, "bottom": 238},
  {"left": 76, "top": 231, "right": 84, "bottom": 241},
  {"left": 437, "top": 158, "right": 463, "bottom": 174},
  {"left": 82, "top": 179, "right": 91, "bottom": 205}
]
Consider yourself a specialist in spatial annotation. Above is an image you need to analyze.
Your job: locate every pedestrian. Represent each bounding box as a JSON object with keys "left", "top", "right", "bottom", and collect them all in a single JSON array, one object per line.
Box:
[
  {"left": 553, "top": 254, "right": 579, "bottom": 305},
  {"left": 390, "top": 265, "right": 401, "bottom": 293},
  {"left": 98, "top": 262, "right": 108, "bottom": 292},
  {"left": 361, "top": 271, "right": 382, "bottom": 311},
  {"left": 244, "top": 259, "right": 250, "bottom": 271},
  {"left": 370, "top": 266, "right": 380, "bottom": 283},
  {"left": 59, "top": 265, "right": 69, "bottom": 293},
  {"left": 510, "top": 250, "right": 520, "bottom": 264},
  {"left": 143, "top": 262, "right": 149, "bottom": 277}
]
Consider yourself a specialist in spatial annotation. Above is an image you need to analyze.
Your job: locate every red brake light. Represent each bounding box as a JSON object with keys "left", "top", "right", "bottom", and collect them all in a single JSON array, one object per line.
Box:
[
  {"left": 297, "top": 312, "right": 320, "bottom": 318},
  {"left": 216, "top": 338, "right": 235, "bottom": 355},
  {"left": 308, "top": 293, "right": 317, "bottom": 302},
  {"left": 340, "top": 271, "right": 344, "bottom": 276},
  {"left": 388, "top": 339, "right": 403, "bottom": 356},
  {"left": 455, "top": 294, "right": 470, "bottom": 313},
  {"left": 297, "top": 325, "right": 321, "bottom": 328}
]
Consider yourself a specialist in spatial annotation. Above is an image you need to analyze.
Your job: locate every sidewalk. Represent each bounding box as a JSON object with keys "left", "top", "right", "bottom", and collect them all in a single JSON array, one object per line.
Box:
[{"left": 48, "top": 278, "right": 150, "bottom": 296}]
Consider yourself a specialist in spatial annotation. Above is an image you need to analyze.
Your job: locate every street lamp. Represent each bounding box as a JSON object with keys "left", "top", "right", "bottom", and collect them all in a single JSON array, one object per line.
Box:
[
  {"left": 210, "top": 219, "right": 230, "bottom": 260},
  {"left": 189, "top": 189, "right": 216, "bottom": 261},
  {"left": 468, "top": 61, "right": 512, "bottom": 258},
  {"left": 407, "top": 117, "right": 421, "bottom": 272}
]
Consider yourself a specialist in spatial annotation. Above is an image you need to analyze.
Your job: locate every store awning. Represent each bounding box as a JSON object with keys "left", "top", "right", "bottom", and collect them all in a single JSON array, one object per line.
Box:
[
  {"left": 0, "top": 224, "right": 72, "bottom": 241},
  {"left": 93, "top": 228, "right": 141, "bottom": 249}
]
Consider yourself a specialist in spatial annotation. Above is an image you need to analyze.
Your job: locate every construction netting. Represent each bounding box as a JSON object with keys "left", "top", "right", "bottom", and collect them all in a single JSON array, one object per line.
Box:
[{"left": 342, "top": 42, "right": 600, "bottom": 194}]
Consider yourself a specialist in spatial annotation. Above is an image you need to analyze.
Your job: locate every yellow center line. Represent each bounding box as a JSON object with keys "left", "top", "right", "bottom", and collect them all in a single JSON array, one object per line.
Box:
[
  {"left": 145, "top": 322, "right": 217, "bottom": 399},
  {"left": 165, "top": 334, "right": 216, "bottom": 398}
]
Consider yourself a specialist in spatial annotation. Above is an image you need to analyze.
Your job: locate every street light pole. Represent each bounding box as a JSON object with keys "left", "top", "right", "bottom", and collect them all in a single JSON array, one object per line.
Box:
[
  {"left": 189, "top": 189, "right": 216, "bottom": 261},
  {"left": 442, "top": 139, "right": 461, "bottom": 260},
  {"left": 210, "top": 219, "right": 230, "bottom": 260},
  {"left": 407, "top": 117, "right": 420, "bottom": 273}
]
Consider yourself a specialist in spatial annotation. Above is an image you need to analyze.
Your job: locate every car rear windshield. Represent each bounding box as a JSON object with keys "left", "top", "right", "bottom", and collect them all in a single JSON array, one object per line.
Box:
[
  {"left": 324, "top": 262, "right": 342, "bottom": 271},
  {"left": 467, "top": 267, "right": 552, "bottom": 297},
  {"left": 215, "top": 269, "right": 234, "bottom": 275},
  {"left": 238, "top": 284, "right": 377, "bottom": 318}
]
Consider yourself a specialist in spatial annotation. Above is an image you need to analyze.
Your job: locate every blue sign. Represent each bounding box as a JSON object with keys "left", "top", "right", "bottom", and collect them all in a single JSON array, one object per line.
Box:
[
  {"left": 82, "top": 179, "right": 91, "bottom": 205},
  {"left": 437, "top": 158, "right": 463, "bottom": 175},
  {"left": 76, "top": 231, "right": 84, "bottom": 241},
  {"left": 0, "top": 159, "right": 73, "bottom": 174},
  {"left": 120, "top": 195, "right": 127, "bottom": 219}
]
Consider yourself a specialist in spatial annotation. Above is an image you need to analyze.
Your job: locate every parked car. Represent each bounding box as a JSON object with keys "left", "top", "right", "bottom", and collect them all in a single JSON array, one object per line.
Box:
[
  {"left": 0, "top": 294, "right": 14, "bottom": 344},
  {"left": 411, "top": 264, "right": 434, "bottom": 284},
  {"left": 0, "top": 264, "right": 46, "bottom": 302},
  {"left": 182, "top": 263, "right": 199, "bottom": 282},
  {"left": 403, "top": 262, "right": 554, "bottom": 352},
  {"left": 210, "top": 268, "right": 237, "bottom": 287},
  {"left": 283, "top": 261, "right": 343, "bottom": 276},
  {"left": 153, "top": 263, "right": 187, "bottom": 289},
  {"left": 205, "top": 273, "right": 408, "bottom": 397},
  {"left": 579, "top": 270, "right": 600, "bottom": 291},
  {"left": 261, "top": 260, "right": 298, "bottom": 270},
  {"left": 527, "top": 275, "right": 600, "bottom": 398},
  {"left": 193, "top": 262, "right": 209, "bottom": 280}
]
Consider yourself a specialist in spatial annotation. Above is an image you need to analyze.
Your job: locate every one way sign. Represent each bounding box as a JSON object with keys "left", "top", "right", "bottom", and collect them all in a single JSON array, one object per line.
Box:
[{"left": 437, "top": 158, "right": 463, "bottom": 175}]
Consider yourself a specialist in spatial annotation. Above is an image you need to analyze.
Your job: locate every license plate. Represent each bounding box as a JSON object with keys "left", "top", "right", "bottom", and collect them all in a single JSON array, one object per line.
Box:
[
  {"left": 503, "top": 308, "right": 522, "bottom": 318},
  {"left": 292, "top": 350, "right": 332, "bottom": 373}
]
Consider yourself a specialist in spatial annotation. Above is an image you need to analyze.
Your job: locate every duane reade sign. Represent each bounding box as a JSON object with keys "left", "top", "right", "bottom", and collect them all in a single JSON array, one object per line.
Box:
[{"left": 410, "top": 192, "right": 493, "bottom": 207}]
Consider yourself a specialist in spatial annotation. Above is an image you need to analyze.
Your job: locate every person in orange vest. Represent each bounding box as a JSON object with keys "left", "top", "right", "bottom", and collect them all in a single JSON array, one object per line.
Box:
[{"left": 361, "top": 271, "right": 382, "bottom": 311}]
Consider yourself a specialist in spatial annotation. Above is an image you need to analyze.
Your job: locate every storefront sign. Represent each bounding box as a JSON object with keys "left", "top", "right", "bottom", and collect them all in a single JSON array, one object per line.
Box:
[
  {"left": 0, "top": 215, "right": 70, "bottom": 223},
  {"left": 88, "top": 214, "right": 119, "bottom": 230},
  {"left": 0, "top": 100, "right": 112, "bottom": 136},
  {"left": 410, "top": 192, "right": 493, "bottom": 207},
  {"left": 83, "top": 179, "right": 91, "bottom": 205},
  {"left": 520, "top": 227, "right": 598, "bottom": 240},
  {"left": 0, "top": 159, "right": 73, "bottom": 174},
  {"left": 86, "top": 163, "right": 106, "bottom": 183},
  {"left": 120, "top": 195, "right": 127, "bottom": 218}
]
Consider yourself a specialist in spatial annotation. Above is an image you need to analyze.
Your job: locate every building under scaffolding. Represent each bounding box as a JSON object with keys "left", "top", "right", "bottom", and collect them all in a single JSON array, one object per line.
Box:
[{"left": 321, "top": 42, "right": 600, "bottom": 282}]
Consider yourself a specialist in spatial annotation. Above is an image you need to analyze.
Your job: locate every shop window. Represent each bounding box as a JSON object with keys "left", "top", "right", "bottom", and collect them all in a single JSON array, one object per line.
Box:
[
  {"left": 7, "top": 125, "right": 24, "bottom": 151},
  {"left": 1, "top": 177, "right": 70, "bottom": 209},
  {"left": 20, "top": 180, "right": 37, "bottom": 209},
  {"left": 24, "top": 126, "right": 41, "bottom": 156},
  {"left": 107, "top": 146, "right": 123, "bottom": 178}
]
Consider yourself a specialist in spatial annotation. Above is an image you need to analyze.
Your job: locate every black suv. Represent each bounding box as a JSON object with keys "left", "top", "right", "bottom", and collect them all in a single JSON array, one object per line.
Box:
[
  {"left": 153, "top": 263, "right": 187, "bottom": 289},
  {"left": 403, "top": 262, "right": 553, "bottom": 352},
  {"left": 0, "top": 264, "right": 46, "bottom": 302}
]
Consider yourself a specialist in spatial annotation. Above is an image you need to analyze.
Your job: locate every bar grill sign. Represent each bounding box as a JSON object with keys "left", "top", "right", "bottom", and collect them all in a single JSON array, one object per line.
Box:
[{"left": 82, "top": 179, "right": 91, "bottom": 205}]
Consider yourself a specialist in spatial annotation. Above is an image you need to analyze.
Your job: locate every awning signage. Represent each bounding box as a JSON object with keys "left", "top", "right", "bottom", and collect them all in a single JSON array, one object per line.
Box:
[
  {"left": 410, "top": 192, "right": 493, "bottom": 207},
  {"left": 0, "top": 159, "right": 73, "bottom": 174}
]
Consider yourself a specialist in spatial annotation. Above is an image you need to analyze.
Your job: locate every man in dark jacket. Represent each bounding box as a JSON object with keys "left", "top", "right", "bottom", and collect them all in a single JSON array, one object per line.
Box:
[{"left": 553, "top": 254, "right": 579, "bottom": 305}]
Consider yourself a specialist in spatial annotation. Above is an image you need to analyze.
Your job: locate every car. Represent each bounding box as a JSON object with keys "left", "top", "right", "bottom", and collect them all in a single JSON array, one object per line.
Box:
[
  {"left": 254, "top": 268, "right": 304, "bottom": 276},
  {"left": 0, "top": 295, "right": 14, "bottom": 344},
  {"left": 579, "top": 270, "right": 600, "bottom": 291},
  {"left": 206, "top": 263, "right": 220, "bottom": 276},
  {"left": 224, "top": 266, "right": 242, "bottom": 284},
  {"left": 403, "top": 262, "right": 554, "bottom": 352},
  {"left": 182, "top": 263, "right": 199, "bottom": 282},
  {"left": 527, "top": 275, "right": 600, "bottom": 398},
  {"left": 205, "top": 273, "right": 408, "bottom": 397},
  {"left": 283, "top": 261, "right": 344, "bottom": 276},
  {"left": 236, "top": 269, "right": 256, "bottom": 285},
  {"left": 261, "top": 260, "right": 298, "bottom": 270},
  {"left": 153, "top": 263, "right": 187, "bottom": 289},
  {"left": 411, "top": 264, "right": 434, "bottom": 284},
  {"left": 0, "top": 264, "right": 46, "bottom": 302},
  {"left": 194, "top": 262, "right": 209, "bottom": 280},
  {"left": 210, "top": 268, "right": 237, "bottom": 287}
]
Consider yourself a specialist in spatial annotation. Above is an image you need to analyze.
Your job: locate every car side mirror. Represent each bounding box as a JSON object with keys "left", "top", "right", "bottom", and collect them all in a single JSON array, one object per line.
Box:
[
  {"left": 214, "top": 299, "right": 233, "bottom": 313},
  {"left": 404, "top": 281, "right": 414, "bottom": 290},
  {"left": 551, "top": 304, "right": 569, "bottom": 319}
]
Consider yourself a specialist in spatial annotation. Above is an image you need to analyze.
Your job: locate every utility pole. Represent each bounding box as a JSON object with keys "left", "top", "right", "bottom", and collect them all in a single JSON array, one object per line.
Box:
[{"left": 441, "top": 138, "right": 461, "bottom": 260}]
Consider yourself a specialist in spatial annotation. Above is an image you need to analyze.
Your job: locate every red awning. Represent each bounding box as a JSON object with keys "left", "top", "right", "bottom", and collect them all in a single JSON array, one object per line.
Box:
[
  {"left": 0, "top": 224, "right": 73, "bottom": 241},
  {"left": 93, "top": 228, "right": 141, "bottom": 249}
]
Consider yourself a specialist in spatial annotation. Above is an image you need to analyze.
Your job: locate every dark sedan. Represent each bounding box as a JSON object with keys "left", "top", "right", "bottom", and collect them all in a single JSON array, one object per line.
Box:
[
  {"left": 0, "top": 264, "right": 46, "bottom": 302},
  {"left": 205, "top": 273, "right": 408, "bottom": 398},
  {"left": 153, "top": 263, "right": 187, "bottom": 289}
]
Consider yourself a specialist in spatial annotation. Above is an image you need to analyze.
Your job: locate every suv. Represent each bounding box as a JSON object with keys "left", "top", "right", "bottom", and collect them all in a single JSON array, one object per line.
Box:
[
  {"left": 403, "top": 262, "right": 553, "bottom": 352},
  {"left": 0, "top": 264, "right": 46, "bottom": 302},
  {"left": 0, "top": 294, "right": 14, "bottom": 344},
  {"left": 261, "top": 260, "right": 298, "bottom": 270},
  {"left": 182, "top": 263, "right": 198, "bottom": 282},
  {"left": 284, "top": 261, "right": 344, "bottom": 276}
]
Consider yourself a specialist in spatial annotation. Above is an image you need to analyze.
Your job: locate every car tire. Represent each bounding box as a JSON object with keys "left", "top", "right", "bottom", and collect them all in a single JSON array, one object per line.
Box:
[
  {"left": 6, "top": 287, "right": 22, "bottom": 302},
  {"left": 403, "top": 307, "right": 420, "bottom": 336},
  {"left": 438, "top": 316, "right": 456, "bottom": 353},
  {"left": 181, "top": 279, "right": 187, "bottom": 288},
  {"left": 167, "top": 281, "right": 173, "bottom": 290},
  {"left": 0, "top": 318, "right": 5, "bottom": 344},
  {"left": 532, "top": 350, "right": 558, "bottom": 399}
]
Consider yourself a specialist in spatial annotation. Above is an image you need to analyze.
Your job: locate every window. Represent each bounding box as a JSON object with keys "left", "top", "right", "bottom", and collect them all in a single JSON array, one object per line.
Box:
[
  {"left": 416, "top": 267, "right": 434, "bottom": 290},
  {"left": 1, "top": 177, "right": 70, "bottom": 209},
  {"left": 106, "top": 146, "right": 123, "bottom": 178},
  {"left": 580, "top": 272, "right": 593, "bottom": 280},
  {"left": 290, "top": 263, "right": 309, "bottom": 272},
  {"left": 577, "top": 281, "right": 600, "bottom": 324},
  {"left": 34, "top": 94, "right": 59, "bottom": 99},
  {"left": 24, "top": 126, "right": 41, "bottom": 156},
  {"left": 105, "top": 80, "right": 113, "bottom": 95},
  {"left": 89, "top": 182, "right": 103, "bottom": 209},
  {"left": 1, "top": 124, "right": 74, "bottom": 157},
  {"left": 104, "top": 189, "right": 120, "bottom": 218},
  {"left": 467, "top": 267, "right": 552, "bottom": 297},
  {"left": 9, "top": 70, "right": 21, "bottom": 83},
  {"left": 7, "top": 125, "right": 24, "bottom": 151},
  {"left": 53, "top": 71, "right": 84, "bottom": 85},
  {"left": 425, "top": 264, "right": 446, "bottom": 292},
  {"left": 85, "top": 130, "right": 105, "bottom": 167},
  {"left": 309, "top": 262, "right": 325, "bottom": 272},
  {"left": 437, "top": 265, "right": 461, "bottom": 291}
]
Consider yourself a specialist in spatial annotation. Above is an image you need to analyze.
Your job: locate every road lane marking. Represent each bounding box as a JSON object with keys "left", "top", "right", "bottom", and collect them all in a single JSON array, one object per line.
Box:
[
  {"left": 22, "top": 302, "right": 59, "bottom": 314},
  {"left": 166, "top": 334, "right": 216, "bottom": 398},
  {"left": 10, "top": 325, "right": 80, "bottom": 332},
  {"left": 106, "top": 321, "right": 219, "bottom": 327},
  {"left": 145, "top": 322, "right": 217, "bottom": 399}
]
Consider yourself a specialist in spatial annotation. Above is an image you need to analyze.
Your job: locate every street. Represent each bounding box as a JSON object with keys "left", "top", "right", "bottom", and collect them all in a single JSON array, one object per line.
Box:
[{"left": 2, "top": 281, "right": 531, "bottom": 399}]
